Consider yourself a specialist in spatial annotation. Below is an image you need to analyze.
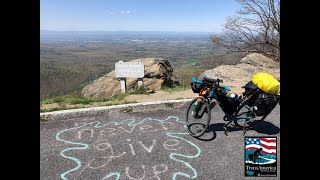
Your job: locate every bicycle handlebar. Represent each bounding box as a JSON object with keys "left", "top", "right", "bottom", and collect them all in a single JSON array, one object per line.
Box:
[
  {"left": 213, "top": 78, "right": 223, "bottom": 89},
  {"left": 217, "top": 78, "right": 223, "bottom": 84}
]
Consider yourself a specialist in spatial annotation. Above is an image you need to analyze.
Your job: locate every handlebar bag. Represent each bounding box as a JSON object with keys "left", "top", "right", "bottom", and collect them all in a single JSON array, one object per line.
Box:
[{"left": 190, "top": 82, "right": 203, "bottom": 93}]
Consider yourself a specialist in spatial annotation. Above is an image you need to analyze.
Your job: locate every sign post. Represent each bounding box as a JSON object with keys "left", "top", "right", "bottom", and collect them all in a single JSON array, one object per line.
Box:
[
  {"left": 115, "top": 61, "right": 145, "bottom": 93},
  {"left": 138, "top": 78, "right": 143, "bottom": 88},
  {"left": 119, "top": 77, "right": 126, "bottom": 93}
]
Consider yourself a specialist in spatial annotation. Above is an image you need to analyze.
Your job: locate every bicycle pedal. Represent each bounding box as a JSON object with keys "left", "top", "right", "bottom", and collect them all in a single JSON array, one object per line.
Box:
[{"left": 223, "top": 126, "right": 229, "bottom": 136}]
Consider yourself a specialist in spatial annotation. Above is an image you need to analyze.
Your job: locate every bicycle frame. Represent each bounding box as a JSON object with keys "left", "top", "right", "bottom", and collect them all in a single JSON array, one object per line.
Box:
[
  {"left": 233, "top": 104, "right": 254, "bottom": 120},
  {"left": 196, "top": 83, "right": 260, "bottom": 121},
  {"left": 230, "top": 89, "right": 262, "bottom": 121}
]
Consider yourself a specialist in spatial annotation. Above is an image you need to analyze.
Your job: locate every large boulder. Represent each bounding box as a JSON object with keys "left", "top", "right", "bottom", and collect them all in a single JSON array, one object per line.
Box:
[
  {"left": 199, "top": 53, "right": 280, "bottom": 83},
  {"left": 81, "top": 58, "right": 182, "bottom": 98}
]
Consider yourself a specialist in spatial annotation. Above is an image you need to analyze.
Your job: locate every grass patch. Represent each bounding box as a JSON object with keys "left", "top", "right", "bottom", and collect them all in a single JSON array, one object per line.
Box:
[
  {"left": 124, "top": 87, "right": 149, "bottom": 95},
  {"left": 40, "top": 88, "right": 147, "bottom": 112},
  {"left": 165, "top": 103, "right": 175, "bottom": 108},
  {"left": 161, "top": 85, "right": 190, "bottom": 93},
  {"left": 40, "top": 100, "right": 138, "bottom": 113},
  {"left": 40, "top": 96, "right": 109, "bottom": 105},
  {"left": 121, "top": 107, "right": 133, "bottom": 113},
  {"left": 40, "top": 87, "right": 148, "bottom": 105},
  {"left": 175, "top": 97, "right": 185, "bottom": 100},
  {"left": 40, "top": 107, "right": 69, "bottom": 113},
  {"left": 40, "top": 115, "right": 47, "bottom": 122}
]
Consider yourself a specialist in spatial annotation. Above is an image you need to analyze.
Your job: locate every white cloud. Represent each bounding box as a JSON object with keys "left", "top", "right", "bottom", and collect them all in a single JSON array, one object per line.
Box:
[
  {"left": 105, "top": 8, "right": 131, "bottom": 15},
  {"left": 120, "top": 10, "right": 131, "bottom": 14}
]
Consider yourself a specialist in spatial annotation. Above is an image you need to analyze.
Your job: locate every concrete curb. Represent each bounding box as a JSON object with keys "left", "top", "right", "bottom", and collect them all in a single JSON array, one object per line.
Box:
[{"left": 40, "top": 99, "right": 194, "bottom": 121}]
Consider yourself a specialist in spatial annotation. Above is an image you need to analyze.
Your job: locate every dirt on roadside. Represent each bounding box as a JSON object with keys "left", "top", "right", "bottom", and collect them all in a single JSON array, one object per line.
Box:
[
  {"left": 40, "top": 82, "right": 246, "bottom": 112},
  {"left": 125, "top": 82, "right": 245, "bottom": 103}
]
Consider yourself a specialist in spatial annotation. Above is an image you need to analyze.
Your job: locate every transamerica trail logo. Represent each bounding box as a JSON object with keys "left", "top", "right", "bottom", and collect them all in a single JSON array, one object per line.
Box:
[{"left": 244, "top": 137, "right": 277, "bottom": 177}]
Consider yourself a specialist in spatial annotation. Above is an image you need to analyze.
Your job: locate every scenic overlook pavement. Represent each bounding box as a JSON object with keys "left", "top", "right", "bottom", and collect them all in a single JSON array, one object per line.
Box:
[{"left": 40, "top": 102, "right": 280, "bottom": 180}]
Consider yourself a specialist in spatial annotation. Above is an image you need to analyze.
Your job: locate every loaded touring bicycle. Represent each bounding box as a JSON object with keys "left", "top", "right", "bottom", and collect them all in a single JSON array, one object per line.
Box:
[{"left": 186, "top": 73, "right": 280, "bottom": 137}]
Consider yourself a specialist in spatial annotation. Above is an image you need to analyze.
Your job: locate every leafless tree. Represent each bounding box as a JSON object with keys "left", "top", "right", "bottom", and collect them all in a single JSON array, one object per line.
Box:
[{"left": 211, "top": 0, "right": 280, "bottom": 62}]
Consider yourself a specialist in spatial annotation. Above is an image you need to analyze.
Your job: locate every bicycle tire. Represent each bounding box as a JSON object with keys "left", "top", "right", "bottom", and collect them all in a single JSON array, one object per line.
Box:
[
  {"left": 186, "top": 97, "right": 211, "bottom": 137},
  {"left": 233, "top": 102, "right": 267, "bottom": 129}
]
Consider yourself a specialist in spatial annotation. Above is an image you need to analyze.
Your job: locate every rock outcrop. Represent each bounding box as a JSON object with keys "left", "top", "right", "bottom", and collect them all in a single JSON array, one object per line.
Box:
[
  {"left": 81, "top": 58, "right": 182, "bottom": 98},
  {"left": 199, "top": 53, "right": 280, "bottom": 83}
]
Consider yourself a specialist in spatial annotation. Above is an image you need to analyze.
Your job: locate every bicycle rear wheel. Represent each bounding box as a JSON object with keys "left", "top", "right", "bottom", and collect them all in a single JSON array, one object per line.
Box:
[
  {"left": 186, "top": 97, "right": 211, "bottom": 137},
  {"left": 233, "top": 103, "right": 267, "bottom": 129}
]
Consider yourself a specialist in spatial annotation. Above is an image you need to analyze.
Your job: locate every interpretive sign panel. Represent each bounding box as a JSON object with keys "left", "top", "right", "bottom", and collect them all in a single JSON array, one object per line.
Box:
[{"left": 115, "top": 62, "right": 144, "bottom": 78}]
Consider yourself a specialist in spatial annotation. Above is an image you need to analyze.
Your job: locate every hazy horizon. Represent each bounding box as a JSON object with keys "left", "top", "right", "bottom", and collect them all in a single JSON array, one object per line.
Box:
[
  {"left": 40, "top": 30, "right": 215, "bottom": 43},
  {"left": 39, "top": 29, "right": 223, "bottom": 34}
]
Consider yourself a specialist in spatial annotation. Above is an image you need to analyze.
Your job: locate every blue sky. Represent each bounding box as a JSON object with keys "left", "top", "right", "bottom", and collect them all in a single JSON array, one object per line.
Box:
[{"left": 40, "top": 0, "right": 242, "bottom": 32}]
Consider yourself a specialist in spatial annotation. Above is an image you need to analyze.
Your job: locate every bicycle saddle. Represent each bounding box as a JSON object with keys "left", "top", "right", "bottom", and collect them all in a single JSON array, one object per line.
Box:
[
  {"left": 241, "top": 81, "right": 258, "bottom": 90},
  {"left": 203, "top": 77, "right": 217, "bottom": 83}
]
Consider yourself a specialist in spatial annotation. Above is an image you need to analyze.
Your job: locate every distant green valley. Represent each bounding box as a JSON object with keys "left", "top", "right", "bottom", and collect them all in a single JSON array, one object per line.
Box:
[{"left": 40, "top": 31, "right": 238, "bottom": 98}]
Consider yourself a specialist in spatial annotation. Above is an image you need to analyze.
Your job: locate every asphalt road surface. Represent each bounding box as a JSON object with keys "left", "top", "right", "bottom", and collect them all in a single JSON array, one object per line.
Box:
[{"left": 40, "top": 103, "right": 280, "bottom": 180}]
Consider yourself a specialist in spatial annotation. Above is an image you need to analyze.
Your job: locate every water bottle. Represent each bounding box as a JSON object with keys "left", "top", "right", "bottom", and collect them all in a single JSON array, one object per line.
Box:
[
  {"left": 228, "top": 93, "right": 240, "bottom": 113},
  {"left": 191, "top": 98, "right": 202, "bottom": 116},
  {"left": 229, "top": 93, "right": 242, "bottom": 102},
  {"left": 229, "top": 93, "right": 238, "bottom": 99}
]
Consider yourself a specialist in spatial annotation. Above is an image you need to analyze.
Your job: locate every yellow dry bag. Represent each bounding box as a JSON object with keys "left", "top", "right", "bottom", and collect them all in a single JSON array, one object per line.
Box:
[{"left": 252, "top": 72, "right": 280, "bottom": 95}]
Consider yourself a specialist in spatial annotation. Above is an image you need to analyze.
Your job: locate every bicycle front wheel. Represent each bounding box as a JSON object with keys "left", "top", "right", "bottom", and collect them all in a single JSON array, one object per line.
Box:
[
  {"left": 233, "top": 103, "right": 267, "bottom": 129},
  {"left": 186, "top": 97, "right": 211, "bottom": 137}
]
